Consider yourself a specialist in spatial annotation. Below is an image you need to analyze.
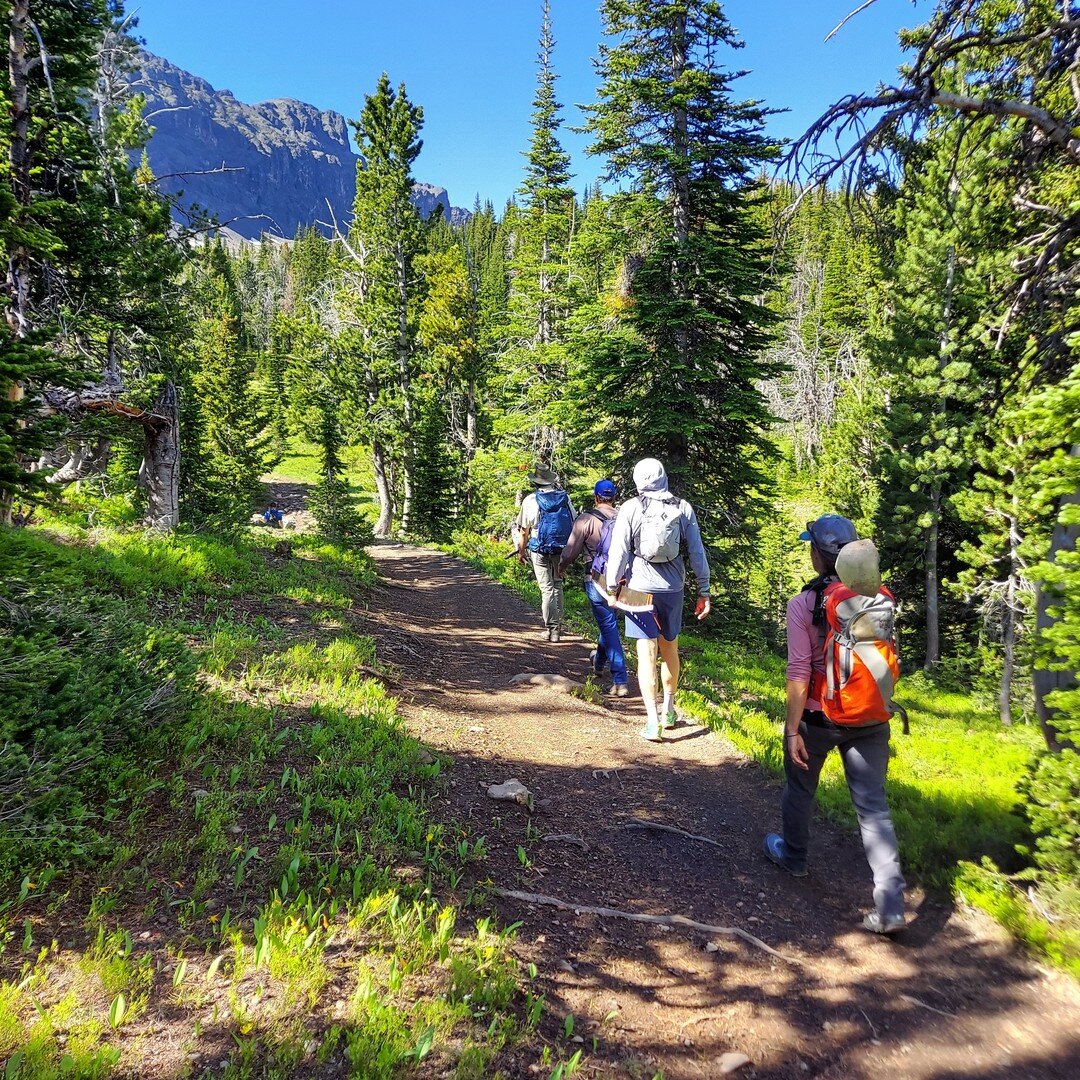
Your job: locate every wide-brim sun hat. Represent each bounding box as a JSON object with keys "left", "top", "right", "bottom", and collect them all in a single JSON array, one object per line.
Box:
[
  {"left": 799, "top": 514, "right": 858, "bottom": 554},
  {"left": 527, "top": 466, "right": 558, "bottom": 487}
]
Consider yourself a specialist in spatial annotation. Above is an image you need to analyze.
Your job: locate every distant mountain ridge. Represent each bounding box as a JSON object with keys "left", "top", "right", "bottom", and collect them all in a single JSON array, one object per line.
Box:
[{"left": 131, "top": 51, "right": 467, "bottom": 240}]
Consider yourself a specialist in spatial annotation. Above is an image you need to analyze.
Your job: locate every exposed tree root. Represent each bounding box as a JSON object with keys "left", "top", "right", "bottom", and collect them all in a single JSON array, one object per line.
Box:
[
  {"left": 621, "top": 819, "right": 725, "bottom": 848},
  {"left": 493, "top": 887, "right": 799, "bottom": 965},
  {"left": 542, "top": 833, "right": 590, "bottom": 851}
]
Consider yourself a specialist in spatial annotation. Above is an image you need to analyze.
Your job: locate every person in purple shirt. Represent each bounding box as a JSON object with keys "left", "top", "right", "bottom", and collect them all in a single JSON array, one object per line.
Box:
[{"left": 763, "top": 514, "right": 907, "bottom": 935}]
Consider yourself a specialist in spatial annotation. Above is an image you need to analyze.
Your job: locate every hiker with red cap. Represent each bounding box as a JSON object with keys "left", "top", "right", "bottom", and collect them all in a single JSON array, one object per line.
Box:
[
  {"left": 604, "top": 458, "right": 711, "bottom": 741},
  {"left": 764, "top": 514, "right": 907, "bottom": 935},
  {"left": 558, "top": 479, "right": 629, "bottom": 697}
]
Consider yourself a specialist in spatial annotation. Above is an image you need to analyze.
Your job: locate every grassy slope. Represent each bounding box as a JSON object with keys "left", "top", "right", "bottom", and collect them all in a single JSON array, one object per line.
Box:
[
  {"left": 0, "top": 523, "right": 569, "bottom": 1079},
  {"left": 445, "top": 532, "right": 1080, "bottom": 976}
]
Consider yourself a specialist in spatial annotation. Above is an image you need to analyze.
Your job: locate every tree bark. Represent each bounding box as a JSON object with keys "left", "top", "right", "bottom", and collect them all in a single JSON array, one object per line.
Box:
[
  {"left": 924, "top": 498, "right": 940, "bottom": 671},
  {"left": 1032, "top": 444, "right": 1080, "bottom": 752},
  {"left": 394, "top": 241, "right": 414, "bottom": 534},
  {"left": 141, "top": 381, "right": 180, "bottom": 531},
  {"left": 372, "top": 438, "right": 393, "bottom": 538},
  {"left": 999, "top": 488, "right": 1021, "bottom": 727},
  {"left": 47, "top": 439, "right": 111, "bottom": 484}
]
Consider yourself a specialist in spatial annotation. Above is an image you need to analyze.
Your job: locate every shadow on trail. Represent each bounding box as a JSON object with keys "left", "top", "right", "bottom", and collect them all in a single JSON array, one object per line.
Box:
[{"left": 368, "top": 545, "right": 1079, "bottom": 1079}]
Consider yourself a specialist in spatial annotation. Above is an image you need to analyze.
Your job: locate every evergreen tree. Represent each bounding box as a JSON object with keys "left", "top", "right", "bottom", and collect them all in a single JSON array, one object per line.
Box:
[
  {"left": 185, "top": 242, "right": 271, "bottom": 519},
  {"left": 875, "top": 117, "right": 1016, "bottom": 669},
  {"left": 347, "top": 73, "right": 426, "bottom": 536},
  {"left": 581, "top": 0, "right": 779, "bottom": 566},
  {"left": 499, "top": 0, "right": 577, "bottom": 470}
]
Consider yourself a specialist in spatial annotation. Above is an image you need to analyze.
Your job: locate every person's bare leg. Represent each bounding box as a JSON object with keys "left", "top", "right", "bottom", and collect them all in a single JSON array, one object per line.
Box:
[
  {"left": 658, "top": 635, "right": 680, "bottom": 725},
  {"left": 636, "top": 637, "right": 661, "bottom": 737}
]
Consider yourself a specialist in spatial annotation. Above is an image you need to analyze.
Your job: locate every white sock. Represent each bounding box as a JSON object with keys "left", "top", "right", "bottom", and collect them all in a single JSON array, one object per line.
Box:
[
  {"left": 662, "top": 691, "right": 674, "bottom": 716},
  {"left": 642, "top": 696, "right": 660, "bottom": 728}
]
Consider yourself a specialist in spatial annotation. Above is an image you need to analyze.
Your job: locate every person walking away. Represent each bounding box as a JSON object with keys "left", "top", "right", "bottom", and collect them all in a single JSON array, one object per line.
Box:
[
  {"left": 763, "top": 514, "right": 907, "bottom": 935},
  {"left": 516, "top": 466, "right": 575, "bottom": 642},
  {"left": 558, "top": 479, "right": 628, "bottom": 697},
  {"left": 605, "top": 458, "right": 711, "bottom": 740},
  {"left": 263, "top": 501, "right": 284, "bottom": 527}
]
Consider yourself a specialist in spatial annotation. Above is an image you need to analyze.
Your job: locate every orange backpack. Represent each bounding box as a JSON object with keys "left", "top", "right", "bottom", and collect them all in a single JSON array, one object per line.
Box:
[{"left": 817, "top": 581, "right": 900, "bottom": 724}]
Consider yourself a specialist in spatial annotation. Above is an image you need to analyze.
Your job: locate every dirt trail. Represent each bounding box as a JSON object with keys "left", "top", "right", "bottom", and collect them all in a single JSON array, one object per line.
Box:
[{"left": 363, "top": 544, "right": 1079, "bottom": 1080}]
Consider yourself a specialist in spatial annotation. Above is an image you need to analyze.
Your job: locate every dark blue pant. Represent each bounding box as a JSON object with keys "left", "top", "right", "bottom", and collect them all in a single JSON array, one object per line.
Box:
[{"left": 585, "top": 578, "right": 628, "bottom": 686}]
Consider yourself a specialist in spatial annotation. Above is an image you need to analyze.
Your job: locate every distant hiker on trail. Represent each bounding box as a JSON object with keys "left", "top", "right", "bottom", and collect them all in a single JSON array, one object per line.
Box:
[
  {"left": 558, "top": 479, "right": 629, "bottom": 697},
  {"left": 764, "top": 514, "right": 907, "bottom": 935},
  {"left": 263, "top": 501, "right": 284, "bottom": 527},
  {"left": 605, "top": 458, "right": 711, "bottom": 741},
  {"left": 516, "top": 466, "right": 576, "bottom": 642}
]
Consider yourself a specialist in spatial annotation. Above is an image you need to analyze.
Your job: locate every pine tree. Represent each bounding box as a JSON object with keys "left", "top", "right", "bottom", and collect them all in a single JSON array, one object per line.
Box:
[
  {"left": 875, "top": 116, "right": 1016, "bottom": 669},
  {"left": 185, "top": 242, "right": 272, "bottom": 520},
  {"left": 581, "top": 0, "right": 779, "bottom": 568},
  {"left": 499, "top": 0, "right": 577, "bottom": 470},
  {"left": 347, "top": 73, "right": 426, "bottom": 536}
]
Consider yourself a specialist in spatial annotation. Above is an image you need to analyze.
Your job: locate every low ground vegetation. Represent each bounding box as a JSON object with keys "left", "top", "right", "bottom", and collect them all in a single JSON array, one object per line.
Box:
[{"left": 0, "top": 522, "right": 579, "bottom": 1078}]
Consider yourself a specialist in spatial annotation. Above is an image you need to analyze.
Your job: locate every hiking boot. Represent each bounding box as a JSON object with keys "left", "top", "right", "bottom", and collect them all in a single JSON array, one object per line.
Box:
[
  {"left": 661, "top": 708, "right": 679, "bottom": 730},
  {"left": 541, "top": 629, "right": 553, "bottom": 642},
  {"left": 589, "top": 649, "right": 607, "bottom": 675},
  {"left": 607, "top": 683, "right": 629, "bottom": 698},
  {"left": 639, "top": 723, "right": 663, "bottom": 742},
  {"left": 550, "top": 628, "right": 562, "bottom": 643},
  {"left": 863, "top": 911, "right": 906, "bottom": 936},
  {"left": 763, "top": 833, "right": 807, "bottom": 877}
]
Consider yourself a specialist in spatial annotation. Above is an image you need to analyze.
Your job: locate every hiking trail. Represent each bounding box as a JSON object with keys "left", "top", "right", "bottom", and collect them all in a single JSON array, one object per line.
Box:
[{"left": 361, "top": 542, "right": 1080, "bottom": 1080}]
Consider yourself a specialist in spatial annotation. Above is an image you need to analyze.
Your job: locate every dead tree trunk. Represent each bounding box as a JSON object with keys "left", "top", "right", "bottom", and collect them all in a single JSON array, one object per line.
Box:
[
  {"left": 372, "top": 439, "right": 393, "bottom": 538},
  {"left": 140, "top": 380, "right": 180, "bottom": 530},
  {"left": 1033, "top": 444, "right": 1080, "bottom": 752}
]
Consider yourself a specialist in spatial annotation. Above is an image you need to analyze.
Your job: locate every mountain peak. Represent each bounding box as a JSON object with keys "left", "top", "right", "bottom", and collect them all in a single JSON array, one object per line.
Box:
[{"left": 133, "top": 50, "right": 468, "bottom": 240}]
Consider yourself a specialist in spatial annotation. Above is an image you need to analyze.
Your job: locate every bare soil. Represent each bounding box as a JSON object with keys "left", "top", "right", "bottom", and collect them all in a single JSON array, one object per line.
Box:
[{"left": 365, "top": 543, "right": 1080, "bottom": 1080}]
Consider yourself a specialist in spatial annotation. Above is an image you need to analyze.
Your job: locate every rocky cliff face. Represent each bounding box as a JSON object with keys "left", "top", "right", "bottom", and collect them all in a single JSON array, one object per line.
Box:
[{"left": 133, "top": 51, "right": 466, "bottom": 239}]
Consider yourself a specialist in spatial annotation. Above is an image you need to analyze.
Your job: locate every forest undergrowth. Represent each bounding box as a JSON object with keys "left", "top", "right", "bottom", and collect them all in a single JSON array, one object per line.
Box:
[
  {"left": 445, "top": 532, "right": 1080, "bottom": 977},
  {"left": 0, "top": 520, "right": 559, "bottom": 1080}
]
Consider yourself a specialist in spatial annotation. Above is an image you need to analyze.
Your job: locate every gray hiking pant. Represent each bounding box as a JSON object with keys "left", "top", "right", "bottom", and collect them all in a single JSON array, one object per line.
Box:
[
  {"left": 781, "top": 714, "right": 906, "bottom": 919},
  {"left": 530, "top": 551, "right": 564, "bottom": 630}
]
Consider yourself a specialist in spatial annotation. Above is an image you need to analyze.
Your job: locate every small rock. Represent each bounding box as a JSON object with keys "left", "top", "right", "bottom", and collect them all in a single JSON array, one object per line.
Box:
[
  {"left": 557, "top": 960, "right": 575, "bottom": 973},
  {"left": 486, "top": 779, "right": 534, "bottom": 811},
  {"left": 718, "top": 1051, "right": 751, "bottom": 1074},
  {"left": 229, "top": 825, "right": 243, "bottom": 835},
  {"left": 138, "top": 931, "right": 151, "bottom": 940},
  {"left": 415, "top": 748, "right": 436, "bottom": 765},
  {"left": 704, "top": 941, "right": 720, "bottom": 953},
  {"left": 193, "top": 789, "right": 210, "bottom": 799},
  {"left": 571, "top": 1035, "right": 584, "bottom": 1044}
]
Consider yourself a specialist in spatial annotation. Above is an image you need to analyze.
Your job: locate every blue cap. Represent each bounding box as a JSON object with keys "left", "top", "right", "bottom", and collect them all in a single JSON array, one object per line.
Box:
[
  {"left": 594, "top": 479, "right": 617, "bottom": 499},
  {"left": 799, "top": 515, "right": 858, "bottom": 554}
]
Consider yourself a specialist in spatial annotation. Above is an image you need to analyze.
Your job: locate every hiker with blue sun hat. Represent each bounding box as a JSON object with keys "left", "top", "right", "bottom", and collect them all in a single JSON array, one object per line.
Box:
[
  {"left": 764, "top": 513, "right": 907, "bottom": 936},
  {"left": 558, "top": 479, "right": 629, "bottom": 697}
]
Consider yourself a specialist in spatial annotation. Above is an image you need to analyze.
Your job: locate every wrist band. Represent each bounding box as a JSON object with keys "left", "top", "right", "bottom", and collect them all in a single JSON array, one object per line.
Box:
[{"left": 784, "top": 733, "right": 800, "bottom": 739}]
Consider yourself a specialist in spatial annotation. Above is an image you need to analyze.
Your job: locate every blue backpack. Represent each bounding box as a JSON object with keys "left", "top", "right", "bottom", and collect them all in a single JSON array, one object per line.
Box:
[
  {"left": 528, "top": 490, "right": 574, "bottom": 555},
  {"left": 587, "top": 509, "right": 617, "bottom": 577}
]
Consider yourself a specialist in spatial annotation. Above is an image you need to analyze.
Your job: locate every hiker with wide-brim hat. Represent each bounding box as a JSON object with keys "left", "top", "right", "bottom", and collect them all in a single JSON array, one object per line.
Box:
[
  {"left": 763, "top": 514, "right": 907, "bottom": 936},
  {"left": 515, "top": 466, "right": 576, "bottom": 642}
]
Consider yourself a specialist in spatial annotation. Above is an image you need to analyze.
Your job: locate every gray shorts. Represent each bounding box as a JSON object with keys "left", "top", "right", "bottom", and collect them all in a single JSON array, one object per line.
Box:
[{"left": 626, "top": 590, "right": 683, "bottom": 642}]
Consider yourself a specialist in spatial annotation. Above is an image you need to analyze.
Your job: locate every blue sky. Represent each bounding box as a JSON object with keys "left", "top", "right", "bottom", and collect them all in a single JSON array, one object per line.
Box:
[{"left": 130, "top": 0, "right": 925, "bottom": 209}]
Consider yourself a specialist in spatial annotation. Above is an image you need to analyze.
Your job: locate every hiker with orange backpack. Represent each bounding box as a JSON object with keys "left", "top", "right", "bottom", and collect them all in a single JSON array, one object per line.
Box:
[{"left": 763, "top": 515, "right": 907, "bottom": 935}]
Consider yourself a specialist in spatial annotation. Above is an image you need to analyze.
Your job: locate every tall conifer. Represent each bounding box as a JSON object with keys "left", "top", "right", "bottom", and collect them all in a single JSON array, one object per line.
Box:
[{"left": 581, "top": 0, "right": 778, "bottom": 559}]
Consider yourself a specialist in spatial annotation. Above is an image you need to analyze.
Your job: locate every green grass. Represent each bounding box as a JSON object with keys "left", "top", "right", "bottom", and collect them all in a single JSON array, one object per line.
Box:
[
  {"left": 445, "top": 531, "right": 1078, "bottom": 975},
  {"left": 0, "top": 521, "right": 543, "bottom": 1077}
]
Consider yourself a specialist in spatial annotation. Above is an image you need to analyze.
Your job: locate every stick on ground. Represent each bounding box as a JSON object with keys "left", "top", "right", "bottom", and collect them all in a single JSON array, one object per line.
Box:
[
  {"left": 494, "top": 887, "right": 799, "bottom": 965},
  {"left": 621, "top": 820, "right": 726, "bottom": 847}
]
